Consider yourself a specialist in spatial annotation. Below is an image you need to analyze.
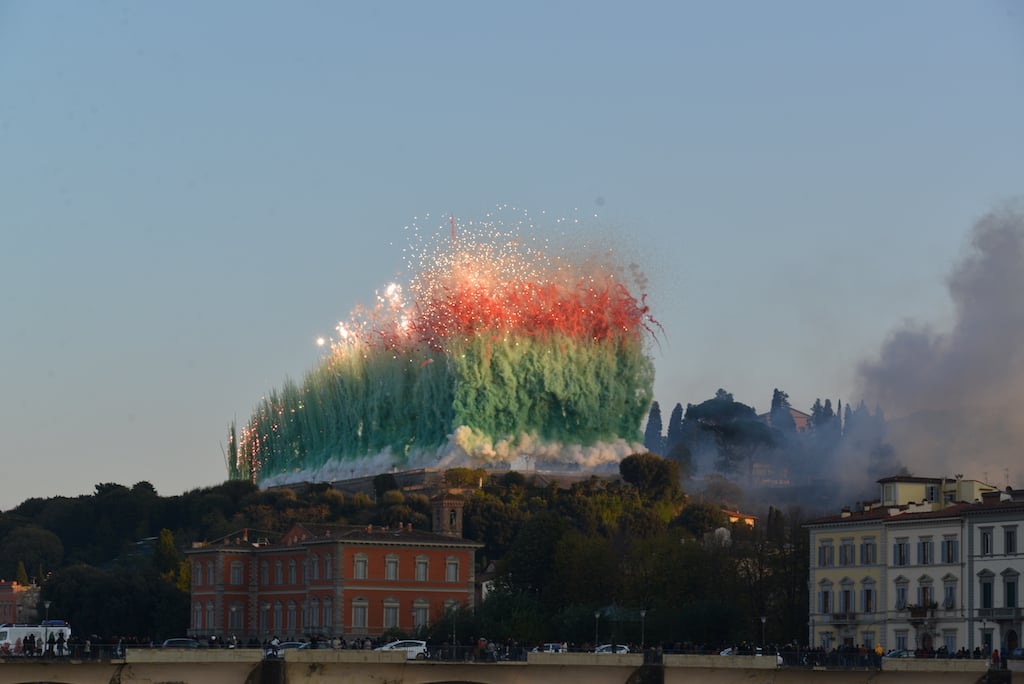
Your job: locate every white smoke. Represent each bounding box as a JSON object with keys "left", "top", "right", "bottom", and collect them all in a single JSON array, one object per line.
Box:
[
  {"left": 257, "top": 428, "right": 643, "bottom": 488},
  {"left": 855, "top": 204, "right": 1024, "bottom": 488}
]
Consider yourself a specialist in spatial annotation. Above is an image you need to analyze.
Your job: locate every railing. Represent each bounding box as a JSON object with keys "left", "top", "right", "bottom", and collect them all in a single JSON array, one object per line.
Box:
[
  {"left": 977, "top": 607, "right": 1022, "bottom": 620},
  {"left": 830, "top": 612, "right": 857, "bottom": 624}
]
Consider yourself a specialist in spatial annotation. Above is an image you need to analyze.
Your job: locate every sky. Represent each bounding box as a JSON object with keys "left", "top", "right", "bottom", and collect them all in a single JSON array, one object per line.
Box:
[{"left": 2, "top": 1, "right": 1023, "bottom": 510}]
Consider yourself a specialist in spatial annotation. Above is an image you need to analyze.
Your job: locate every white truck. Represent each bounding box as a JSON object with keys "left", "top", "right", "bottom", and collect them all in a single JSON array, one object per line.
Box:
[{"left": 0, "top": 621, "right": 72, "bottom": 655}]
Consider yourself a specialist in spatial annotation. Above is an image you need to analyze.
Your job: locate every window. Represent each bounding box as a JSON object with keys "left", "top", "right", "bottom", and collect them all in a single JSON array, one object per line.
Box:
[
  {"left": 1005, "top": 526, "right": 1018, "bottom": 554},
  {"left": 415, "top": 556, "right": 428, "bottom": 581},
  {"left": 860, "top": 539, "right": 877, "bottom": 565},
  {"left": 383, "top": 600, "right": 399, "bottom": 629},
  {"left": 229, "top": 603, "right": 243, "bottom": 630},
  {"left": 260, "top": 561, "right": 269, "bottom": 585},
  {"left": 980, "top": 572, "right": 994, "bottom": 609},
  {"left": 352, "top": 600, "right": 368, "bottom": 629},
  {"left": 895, "top": 581, "right": 908, "bottom": 610},
  {"left": 839, "top": 539, "right": 855, "bottom": 566},
  {"left": 206, "top": 602, "right": 215, "bottom": 630},
  {"left": 818, "top": 541, "right": 835, "bottom": 567},
  {"left": 385, "top": 555, "right": 399, "bottom": 581},
  {"left": 925, "top": 484, "right": 938, "bottom": 502},
  {"left": 413, "top": 600, "right": 429, "bottom": 629},
  {"left": 446, "top": 558, "right": 459, "bottom": 582},
  {"left": 230, "top": 561, "right": 244, "bottom": 585},
  {"left": 943, "top": 630, "right": 956, "bottom": 654},
  {"left": 274, "top": 602, "right": 283, "bottom": 630},
  {"left": 918, "top": 537, "right": 934, "bottom": 565},
  {"left": 1003, "top": 570, "right": 1019, "bottom": 608},
  {"left": 194, "top": 563, "right": 202, "bottom": 586},
  {"left": 354, "top": 554, "right": 368, "bottom": 580},
  {"left": 287, "top": 601, "right": 296, "bottom": 631},
  {"left": 302, "top": 559, "right": 308, "bottom": 584},
  {"left": 894, "top": 540, "right": 909, "bottom": 566},
  {"left": 275, "top": 561, "right": 283, "bottom": 585},
  {"left": 193, "top": 603, "right": 202, "bottom": 629},
  {"left": 207, "top": 561, "right": 215, "bottom": 585},
  {"left": 323, "top": 598, "right": 332, "bottom": 628},
  {"left": 311, "top": 554, "right": 319, "bottom": 581},
  {"left": 941, "top": 537, "right": 959, "bottom": 564},
  {"left": 324, "top": 553, "right": 332, "bottom": 580},
  {"left": 944, "top": 582, "right": 957, "bottom": 609},
  {"left": 260, "top": 603, "right": 269, "bottom": 633},
  {"left": 918, "top": 582, "right": 933, "bottom": 607},
  {"left": 861, "top": 632, "right": 874, "bottom": 649},
  {"left": 308, "top": 598, "right": 319, "bottom": 628},
  {"left": 981, "top": 528, "right": 993, "bottom": 555},
  {"left": 819, "top": 581, "right": 833, "bottom": 614},
  {"left": 840, "top": 585, "right": 853, "bottom": 613},
  {"left": 861, "top": 583, "right": 876, "bottom": 613},
  {"left": 895, "top": 630, "right": 908, "bottom": 651},
  {"left": 288, "top": 560, "right": 297, "bottom": 585}
]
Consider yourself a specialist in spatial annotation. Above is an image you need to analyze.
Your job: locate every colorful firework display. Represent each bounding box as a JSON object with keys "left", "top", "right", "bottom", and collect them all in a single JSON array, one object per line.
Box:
[{"left": 229, "top": 209, "right": 658, "bottom": 486}]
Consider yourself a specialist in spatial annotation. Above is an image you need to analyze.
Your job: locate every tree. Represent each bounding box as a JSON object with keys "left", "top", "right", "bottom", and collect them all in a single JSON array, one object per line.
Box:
[
  {"left": 619, "top": 453, "right": 682, "bottom": 504},
  {"left": 644, "top": 402, "right": 665, "bottom": 455},
  {"left": 15, "top": 560, "right": 29, "bottom": 585},
  {"left": 685, "top": 390, "right": 775, "bottom": 477},
  {"left": 769, "top": 389, "right": 796, "bottom": 434},
  {"left": 665, "top": 403, "right": 685, "bottom": 456}
]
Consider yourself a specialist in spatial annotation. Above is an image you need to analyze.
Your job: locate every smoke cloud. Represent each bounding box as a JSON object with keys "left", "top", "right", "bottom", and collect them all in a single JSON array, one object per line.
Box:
[{"left": 855, "top": 204, "right": 1024, "bottom": 488}]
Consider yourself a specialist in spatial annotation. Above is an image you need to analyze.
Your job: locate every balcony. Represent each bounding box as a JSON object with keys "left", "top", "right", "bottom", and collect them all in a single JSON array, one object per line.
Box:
[
  {"left": 977, "top": 607, "right": 1022, "bottom": 620},
  {"left": 831, "top": 612, "right": 857, "bottom": 625}
]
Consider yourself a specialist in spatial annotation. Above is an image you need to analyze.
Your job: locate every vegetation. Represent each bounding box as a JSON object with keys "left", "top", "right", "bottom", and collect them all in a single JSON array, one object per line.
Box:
[{"left": 1, "top": 455, "right": 809, "bottom": 649}]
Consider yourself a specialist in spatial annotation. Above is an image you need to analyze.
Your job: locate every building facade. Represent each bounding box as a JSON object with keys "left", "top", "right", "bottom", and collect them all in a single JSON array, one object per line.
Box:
[
  {"left": 186, "top": 495, "right": 481, "bottom": 642},
  {"left": 806, "top": 475, "right": 1022, "bottom": 655}
]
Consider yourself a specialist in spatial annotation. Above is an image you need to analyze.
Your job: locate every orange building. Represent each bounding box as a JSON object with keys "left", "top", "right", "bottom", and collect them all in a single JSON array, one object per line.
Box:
[
  {"left": 186, "top": 494, "right": 481, "bottom": 642},
  {"left": 0, "top": 581, "right": 39, "bottom": 624}
]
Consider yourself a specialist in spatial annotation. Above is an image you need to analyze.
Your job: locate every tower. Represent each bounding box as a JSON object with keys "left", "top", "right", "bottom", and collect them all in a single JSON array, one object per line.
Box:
[{"left": 431, "top": 492, "right": 465, "bottom": 538}]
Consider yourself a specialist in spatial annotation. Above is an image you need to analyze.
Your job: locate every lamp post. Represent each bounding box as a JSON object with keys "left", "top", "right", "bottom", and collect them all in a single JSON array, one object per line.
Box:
[
  {"left": 43, "top": 600, "right": 51, "bottom": 657},
  {"left": 594, "top": 610, "right": 600, "bottom": 648},
  {"left": 640, "top": 610, "right": 647, "bottom": 650},
  {"left": 760, "top": 615, "right": 766, "bottom": 652}
]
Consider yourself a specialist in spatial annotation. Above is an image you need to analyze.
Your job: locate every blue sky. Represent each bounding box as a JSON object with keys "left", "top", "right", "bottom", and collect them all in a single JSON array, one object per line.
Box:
[{"left": 2, "top": 1, "right": 1022, "bottom": 509}]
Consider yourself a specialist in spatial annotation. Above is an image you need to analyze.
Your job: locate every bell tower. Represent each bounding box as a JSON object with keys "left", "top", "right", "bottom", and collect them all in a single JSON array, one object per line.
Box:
[{"left": 431, "top": 492, "right": 465, "bottom": 538}]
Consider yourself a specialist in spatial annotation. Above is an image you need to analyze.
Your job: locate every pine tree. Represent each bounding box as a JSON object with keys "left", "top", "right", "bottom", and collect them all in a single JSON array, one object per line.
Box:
[
  {"left": 15, "top": 561, "right": 29, "bottom": 585},
  {"left": 644, "top": 401, "right": 665, "bottom": 455},
  {"left": 666, "top": 403, "right": 685, "bottom": 454}
]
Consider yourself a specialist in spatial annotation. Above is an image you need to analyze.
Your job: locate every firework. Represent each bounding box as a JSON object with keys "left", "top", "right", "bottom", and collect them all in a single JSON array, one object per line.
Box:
[{"left": 230, "top": 209, "right": 658, "bottom": 486}]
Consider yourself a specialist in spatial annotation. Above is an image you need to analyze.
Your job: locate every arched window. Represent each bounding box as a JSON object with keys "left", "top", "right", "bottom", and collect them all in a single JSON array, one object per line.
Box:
[
  {"left": 288, "top": 560, "right": 297, "bottom": 584},
  {"left": 311, "top": 554, "right": 320, "bottom": 581},
  {"left": 274, "top": 561, "right": 283, "bottom": 585},
  {"left": 323, "top": 597, "right": 332, "bottom": 628},
  {"left": 309, "top": 598, "right": 319, "bottom": 628},
  {"left": 325, "top": 553, "right": 333, "bottom": 580},
  {"left": 193, "top": 603, "right": 202, "bottom": 629},
  {"left": 260, "top": 561, "right": 269, "bottom": 585},
  {"left": 205, "top": 601, "right": 215, "bottom": 630},
  {"left": 274, "top": 602, "right": 283, "bottom": 631},
  {"left": 287, "top": 601, "right": 297, "bottom": 631}
]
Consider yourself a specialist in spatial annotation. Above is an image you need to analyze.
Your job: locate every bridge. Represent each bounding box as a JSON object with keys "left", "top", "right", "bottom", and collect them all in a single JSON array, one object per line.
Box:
[{"left": 0, "top": 649, "right": 997, "bottom": 684}]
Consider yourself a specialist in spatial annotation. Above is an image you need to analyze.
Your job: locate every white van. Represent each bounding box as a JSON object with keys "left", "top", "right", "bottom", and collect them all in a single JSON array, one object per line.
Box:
[{"left": 0, "top": 622, "right": 72, "bottom": 655}]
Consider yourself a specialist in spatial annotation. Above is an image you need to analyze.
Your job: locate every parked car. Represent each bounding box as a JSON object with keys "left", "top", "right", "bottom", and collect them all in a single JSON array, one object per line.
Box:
[
  {"left": 161, "top": 638, "right": 201, "bottom": 649},
  {"left": 594, "top": 644, "right": 630, "bottom": 654},
  {"left": 883, "top": 649, "right": 914, "bottom": 658},
  {"left": 532, "top": 643, "right": 566, "bottom": 653},
  {"left": 374, "top": 639, "right": 429, "bottom": 660}
]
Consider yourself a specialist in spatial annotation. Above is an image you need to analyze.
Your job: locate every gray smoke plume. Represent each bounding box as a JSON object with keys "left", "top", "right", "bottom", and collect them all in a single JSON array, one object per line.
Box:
[{"left": 855, "top": 204, "right": 1024, "bottom": 489}]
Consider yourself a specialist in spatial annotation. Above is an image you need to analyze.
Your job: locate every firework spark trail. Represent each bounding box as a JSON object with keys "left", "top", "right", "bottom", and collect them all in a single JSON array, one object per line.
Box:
[{"left": 231, "top": 210, "right": 658, "bottom": 485}]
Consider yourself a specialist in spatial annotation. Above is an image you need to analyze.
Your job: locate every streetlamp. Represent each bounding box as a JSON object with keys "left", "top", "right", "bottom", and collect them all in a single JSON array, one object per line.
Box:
[
  {"left": 43, "top": 600, "right": 51, "bottom": 657},
  {"left": 640, "top": 610, "right": 647, "bottom": 650},
  {"left": 594, "top": 610, "right": 600, "bottom": 647},
  {"left": 760, "top": 615, "right": 766, "bottom": 652}
]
